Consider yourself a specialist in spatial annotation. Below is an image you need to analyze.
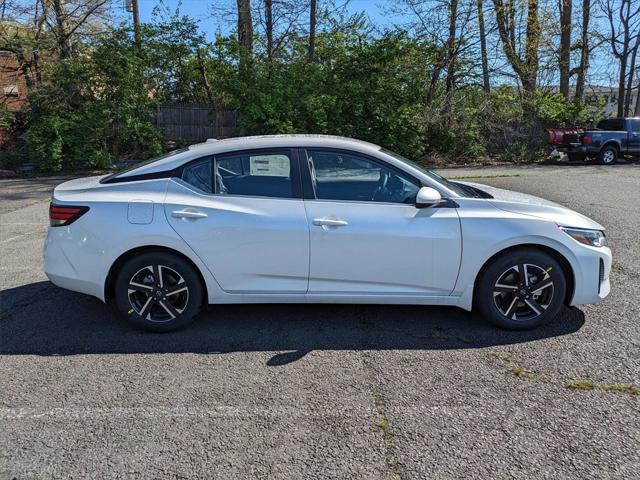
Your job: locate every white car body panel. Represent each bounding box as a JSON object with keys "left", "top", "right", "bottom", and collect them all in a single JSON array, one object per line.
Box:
[
  {"left": 164, "top": 178, "right": 310, "bottom": 293},
  {"left": 43, "top": 135, "right": 612, "bottom": 313},
  {"left": 303, "top": 200, "right": 461, "bottom": 295}
]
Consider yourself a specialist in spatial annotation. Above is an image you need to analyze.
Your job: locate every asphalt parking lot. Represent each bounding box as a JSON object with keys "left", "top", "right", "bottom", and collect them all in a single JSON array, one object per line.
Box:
[{"left": 1, "top": 164, "right": 639, "bottom": 479}]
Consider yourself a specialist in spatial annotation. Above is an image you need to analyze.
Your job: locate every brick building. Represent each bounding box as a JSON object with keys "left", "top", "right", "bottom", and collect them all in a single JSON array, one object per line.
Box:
[{"left": 0, "top": 50, "right": 28, "bottom": 112}]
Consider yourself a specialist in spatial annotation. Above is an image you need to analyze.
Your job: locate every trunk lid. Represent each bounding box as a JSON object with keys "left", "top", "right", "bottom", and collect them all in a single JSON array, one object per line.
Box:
[{"left": 52, "top": 175, "right": 107, "bottom": 202}]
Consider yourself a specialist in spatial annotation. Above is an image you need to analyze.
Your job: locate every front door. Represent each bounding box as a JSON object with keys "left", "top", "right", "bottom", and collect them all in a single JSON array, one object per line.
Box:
[
  {"left": 302, "top": 149, "right": 462, "bottom": 295},
  {"left": 165, "top": 149, "right": 309, "bottom": 293},
  {"left": 628, "top": 119, "right": 640, "bottom": 154}
]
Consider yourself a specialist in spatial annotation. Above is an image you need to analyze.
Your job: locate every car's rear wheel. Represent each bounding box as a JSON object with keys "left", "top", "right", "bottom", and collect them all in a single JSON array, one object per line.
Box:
[
  {"left": 567, "top": 152, "right": 586, "bottom": 162},
  {"left": 475, "top": 248, "right": 566, "bottom": 330},
  {"left": 114, "top": 252, "right": 203, "bottom": 332},
  {"left": 597, "top": 145, "right": 618, "bottom": 165}
]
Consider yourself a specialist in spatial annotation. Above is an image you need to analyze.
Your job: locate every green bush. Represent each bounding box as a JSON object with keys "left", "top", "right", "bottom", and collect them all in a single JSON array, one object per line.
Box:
[
  {"left": 23, "top": 29, "right": 162, "bottom": 172},
  {"left": 10, "top": 20, "right": 606, "bottom": 171}
]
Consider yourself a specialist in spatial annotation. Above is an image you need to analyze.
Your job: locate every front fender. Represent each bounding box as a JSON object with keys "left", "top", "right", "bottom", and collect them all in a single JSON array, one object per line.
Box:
[{"left": 452, "top": 205, "right": 584, "bottom": 309}]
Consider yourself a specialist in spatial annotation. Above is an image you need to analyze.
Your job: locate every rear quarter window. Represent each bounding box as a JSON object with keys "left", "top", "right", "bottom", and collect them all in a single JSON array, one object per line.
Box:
[{"left": 181, "top": 158, "right": 213, "bottom": 193}]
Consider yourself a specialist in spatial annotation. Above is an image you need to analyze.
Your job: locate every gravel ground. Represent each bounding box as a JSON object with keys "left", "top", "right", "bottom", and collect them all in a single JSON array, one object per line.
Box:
[{"left": 0, "top": 164, "right": 638, "bottom": 479}]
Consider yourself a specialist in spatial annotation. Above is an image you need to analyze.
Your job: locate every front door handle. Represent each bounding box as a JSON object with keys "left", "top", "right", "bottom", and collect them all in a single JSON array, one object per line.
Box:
[
  {"left": 172, "top": 209, "right": 208, "bottom": 219},
  {"left": 313, "top": 217, "right": 348, "bottom": 227}
]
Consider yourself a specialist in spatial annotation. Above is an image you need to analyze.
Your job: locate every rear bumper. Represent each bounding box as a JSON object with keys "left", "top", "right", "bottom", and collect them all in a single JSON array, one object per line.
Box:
[
  {"left": 555, "top": 145, "right": 596, "bottom": 156},
  {"left": 43, "top": 227, "right": 104, "bottom": 300}
]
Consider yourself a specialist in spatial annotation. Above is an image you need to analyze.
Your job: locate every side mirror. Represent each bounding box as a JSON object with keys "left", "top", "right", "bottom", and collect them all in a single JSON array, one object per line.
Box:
[{"left": 415, "top": 186, "right": 443, "bottom": 208}]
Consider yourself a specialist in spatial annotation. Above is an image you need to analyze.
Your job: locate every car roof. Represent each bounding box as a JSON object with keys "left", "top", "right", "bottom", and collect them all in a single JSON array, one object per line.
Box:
[
  {"left": 115, "top": 135, "right": 382, "bottom": 179},
  {"left": 189, "top": 134, "right": 380, "bottom": 151}
]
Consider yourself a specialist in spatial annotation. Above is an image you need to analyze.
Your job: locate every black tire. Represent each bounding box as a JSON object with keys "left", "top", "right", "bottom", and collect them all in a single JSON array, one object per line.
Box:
[
  {"left": 475, "top": 248, "right": 566, "bottom": 330},
  {"left": 114, "top": 251, "right": 203, "bottom": 332},
  {"left": 597, "top": 145, "right": 618, "bottom": 165},
  {"left": 567, "top": 152, "right": 586, "bottom": 162}
]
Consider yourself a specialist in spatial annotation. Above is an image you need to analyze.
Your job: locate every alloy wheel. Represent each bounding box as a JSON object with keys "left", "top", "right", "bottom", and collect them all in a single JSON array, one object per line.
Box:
[
  {"left": 127, "top": 265, "right": 189, "bottom": 323},
  {"left": 492, "top": 263, "right": 554, "bottom": 321},
  {"left": 602, "top": 150, "right": 616, "bottom": 164}
]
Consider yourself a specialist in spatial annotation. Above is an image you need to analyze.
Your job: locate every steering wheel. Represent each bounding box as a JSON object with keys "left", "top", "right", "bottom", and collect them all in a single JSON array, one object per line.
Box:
[{"left": 373, "top": 170, "right": 389, "bottom": 201}]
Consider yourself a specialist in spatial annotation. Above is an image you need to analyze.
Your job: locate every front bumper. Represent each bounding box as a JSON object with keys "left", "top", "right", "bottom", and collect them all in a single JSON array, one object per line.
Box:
[{"left": 569, "top": 245, "right": 612, "bottom": 306}]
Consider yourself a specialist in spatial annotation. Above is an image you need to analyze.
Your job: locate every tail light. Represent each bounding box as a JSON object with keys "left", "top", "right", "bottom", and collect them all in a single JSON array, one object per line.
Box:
[
  {"left": 49, "top": 203, "right": 89, "bottom": 227},
  {"left": 582, "top": 136, "right": 592, "bottom": 144}
]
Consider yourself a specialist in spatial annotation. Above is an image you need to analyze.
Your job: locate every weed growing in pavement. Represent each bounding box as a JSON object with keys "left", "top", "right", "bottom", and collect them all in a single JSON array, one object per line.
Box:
[
  {"left": 565, "top": 379, "right": 639, "bottom": 395},
  {"left": 371, "top": 385, "right": 402, "bottom": 479},
  {"left": 488, "top": 351, "right": 639, "bottom": 396}
]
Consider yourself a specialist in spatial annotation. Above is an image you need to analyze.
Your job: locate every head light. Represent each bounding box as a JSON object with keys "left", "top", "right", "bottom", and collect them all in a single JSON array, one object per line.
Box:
[{"left": 560, "top": 227, "right": 607, "bottom": 247}]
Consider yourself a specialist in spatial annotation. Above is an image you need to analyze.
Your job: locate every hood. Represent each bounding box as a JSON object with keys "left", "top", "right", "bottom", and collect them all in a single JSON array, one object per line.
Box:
[{"left": 459, "top": 181, "right": 605, "bottom": 231}]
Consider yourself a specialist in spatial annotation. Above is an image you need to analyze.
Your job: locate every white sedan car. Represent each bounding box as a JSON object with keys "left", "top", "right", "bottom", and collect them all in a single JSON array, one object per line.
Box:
[{"left": 44, "top": 135, "right": 611, "bottom": 332}]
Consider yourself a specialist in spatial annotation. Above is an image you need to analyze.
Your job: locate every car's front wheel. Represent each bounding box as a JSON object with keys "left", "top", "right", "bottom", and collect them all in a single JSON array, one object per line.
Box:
[
  {"left": 475, "top": 248, "right": 566, "bottom": 330},
  {"left": 114, "top": 251, "right": 203, "bottom": 332}
]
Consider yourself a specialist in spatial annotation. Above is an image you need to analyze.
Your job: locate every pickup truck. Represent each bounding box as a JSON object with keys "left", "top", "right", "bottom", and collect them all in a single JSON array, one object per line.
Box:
[{"left": 547, "top": 117, "right": 640, "bottom": 164}]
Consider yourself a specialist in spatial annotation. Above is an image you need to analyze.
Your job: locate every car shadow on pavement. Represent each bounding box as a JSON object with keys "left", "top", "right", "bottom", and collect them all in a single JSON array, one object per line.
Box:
[{"left": 0, "top": 281, "right": 585, "bottom": 365}]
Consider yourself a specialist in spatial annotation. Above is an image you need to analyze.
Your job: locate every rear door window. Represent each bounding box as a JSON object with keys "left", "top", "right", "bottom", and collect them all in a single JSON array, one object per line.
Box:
[{"left": 215, "top": 150, "right": 299, "bottom": 199}]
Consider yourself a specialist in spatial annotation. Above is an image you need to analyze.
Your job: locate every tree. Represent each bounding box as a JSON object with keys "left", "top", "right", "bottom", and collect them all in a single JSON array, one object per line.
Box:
[
  {"left": 236, "top": 0, "right": 253, "bottom": 55},
  {"left": 0, "top": 0, "right": 50, "bottom": 88},
  {"left": 492, "top": 0, "right": 541, "bottom": 93},
  {"left": 265, "top": 0, "right": 273, "bottom": 60},
  {"left": 476, "top": 0, "right": 490, "bottom": 91},
  {"left": 602, "top": 0, "right": 640, "bottom": 117},
  {"left": 252, "top": 0, "right": 308, "bottom": 60},
  {"left": 47, "top": 0, "right": 112, "bottom": 59},
  {"left": 558, "top": 0, "right": 571, "bottom": 98},
  {"left": 574, "top": 0, "right": 591, "bottom": 101},
  {"left": 634, "top": 78, "right": 640, "bottom": 115},
  {"left": 24, "top": 28, "right": 162, "bottom": 171},
  {"left": 130, "top": 0, "right": 141, "bottom": 51},
  {"left": 309, "top": 0, "right": 316, "bottom": 61},
  {"left": 444, "top": 0, "right": 458, "bottom": 124},
  {"left": 623, "top": 31, "right": 640, "bottom": 115}
]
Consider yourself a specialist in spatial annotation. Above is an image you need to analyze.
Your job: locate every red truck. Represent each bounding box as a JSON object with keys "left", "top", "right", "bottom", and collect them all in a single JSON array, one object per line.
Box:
[{"left": 547, "top": 117, "right": 640, "bottom": 165}]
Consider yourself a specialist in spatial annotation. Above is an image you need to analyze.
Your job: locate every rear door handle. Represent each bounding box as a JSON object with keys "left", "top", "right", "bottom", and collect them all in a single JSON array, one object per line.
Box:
[
  {"left": 172, "top": 209, "right": 208, "bottom": 219},
  {"left": 313, "top": 217, "right": 348, "bottom": 227}
]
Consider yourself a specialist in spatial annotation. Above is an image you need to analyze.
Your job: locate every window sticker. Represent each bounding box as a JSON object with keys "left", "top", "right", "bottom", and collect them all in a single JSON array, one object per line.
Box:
[{"left": 249, "top": 155, "right": 290, "bottom": 177}]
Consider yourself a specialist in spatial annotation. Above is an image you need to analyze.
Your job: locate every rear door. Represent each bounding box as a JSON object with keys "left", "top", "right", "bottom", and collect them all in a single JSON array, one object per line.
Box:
[
  {"left": 165, "top": 149, "right": 309, "bottom": 293},
  {"left": 301, "top": 149, "right": 462, "bottom": 295}
]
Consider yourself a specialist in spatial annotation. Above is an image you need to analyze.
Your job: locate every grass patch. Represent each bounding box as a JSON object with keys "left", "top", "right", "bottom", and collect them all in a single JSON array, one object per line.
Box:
[
  {"left": 488, "top": 351, "right": 513, "bottom": 363},
  {"left": 371, "top": 385, "right": 401, "bottom": 479},
  {"left": 489, "top": 351, "right": 549, "bottom": 383},
  {"left": 565, "top": 379, "right": 639, "bottom": 395},
  {"left": 510, "top": 367, "right": 547, "bottom": 382},
  {"left": 489, "top": 353, "right": 639, "bottom": 396}
]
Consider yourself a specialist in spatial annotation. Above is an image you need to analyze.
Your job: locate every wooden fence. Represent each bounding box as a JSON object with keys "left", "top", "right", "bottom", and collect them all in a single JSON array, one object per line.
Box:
[{"left": 152, "top": 103, "right": 238, "bottom": 143}]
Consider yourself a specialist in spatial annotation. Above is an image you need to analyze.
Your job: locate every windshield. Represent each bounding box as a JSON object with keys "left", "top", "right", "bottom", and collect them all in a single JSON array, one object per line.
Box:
[{"left": 380, "top": 149, "right": 479, "bottom": 197}]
